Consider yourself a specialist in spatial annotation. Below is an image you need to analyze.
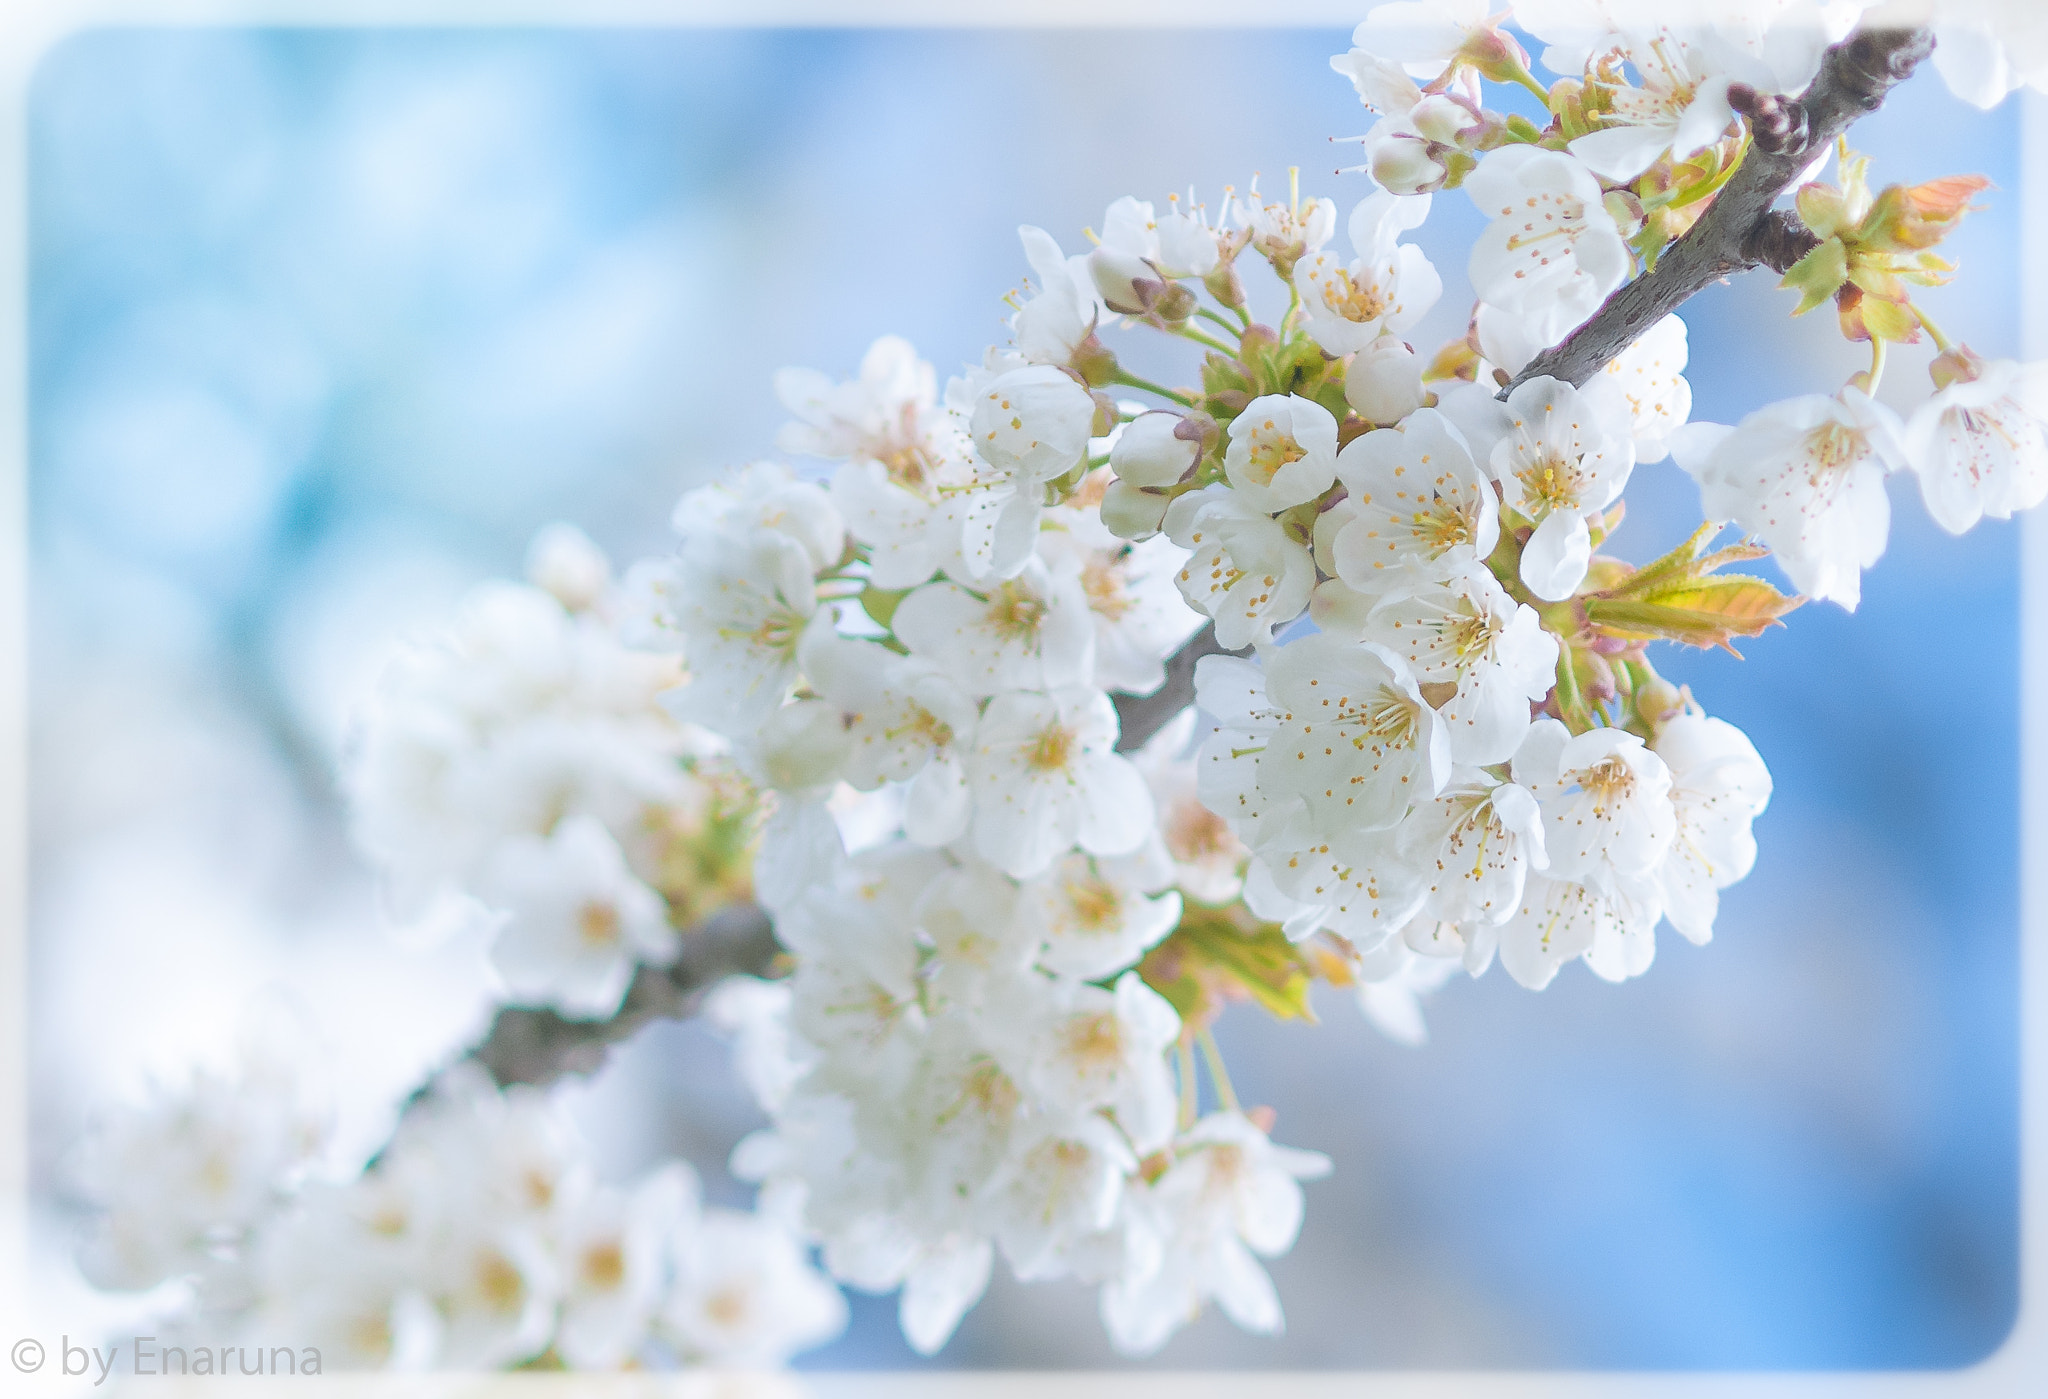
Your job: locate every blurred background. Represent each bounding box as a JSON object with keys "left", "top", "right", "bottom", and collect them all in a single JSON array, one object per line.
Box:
[{"left": 23, "top": 24, "right": 2023, "bottom": 1370}]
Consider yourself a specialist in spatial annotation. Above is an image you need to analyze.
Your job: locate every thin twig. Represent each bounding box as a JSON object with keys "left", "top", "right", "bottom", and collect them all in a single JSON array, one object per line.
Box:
[{"left": 1505, "top": 27, "right": 1934, "bottom": 393}]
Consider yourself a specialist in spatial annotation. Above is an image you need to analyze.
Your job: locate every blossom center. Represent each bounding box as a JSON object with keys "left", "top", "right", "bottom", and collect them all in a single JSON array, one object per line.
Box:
[
  {"left": 1804, "top": 421, "right": 1867, "bottom": 477},
  {"left": 1336, "top": 685, "right": 1421, "bottom": 751},
  {"left": 577, "top": 901, "right": 622, "bottom": 949},
  {"left": 581, "top": 1241, "right": 626, "bottom": 1291},
  {"left": 886, "top": 702, "right": 955, "bottom": 751},
  {"left": 1579, "top": 754, "right": 1635, "bottom": 802},
  {"left": 1516, "top": 452, "right": 1585, "bottom": 515},
  {"left": 475, "top": 1249, "right": 526, "bottom": 1314},
  {"left": 984, "top": 580, "right": 1048, "bottom": 644},
  {"left": 1407, "top": 495, "right": 1474, "bottom": 553},
  {"left": 1081, "top": 557, "right": 1135, "bottom": 620},
  {"left": 1245, "top": 424, "right": 1307, "bottom": 485},
  {"left": 1320, "top": 268, "right": 1389, "bottom": 325},
  {"left": 1025, "top": 722, "right": 1078, "bottom": 773},
  {"left": 1062, "top": 1012, "right": 1125, "bottom": 1068},
  {"left": 1063, "top": 875, "right": 1124, "bottom": 932}
]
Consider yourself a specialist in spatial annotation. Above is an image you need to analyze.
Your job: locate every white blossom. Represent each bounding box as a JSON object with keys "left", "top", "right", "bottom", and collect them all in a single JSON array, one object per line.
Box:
[
  {"left": 1466, "top": 374, "right": 1635, "bottom": 601},
  {"left": 1100, "top": 1111, "right": 1329, "bottom": 1357},
  {"left": 1566, "top": 26, "right": 1744, "bottom": 182},
  {"left": 1398, "top": 771, "right": 1550, "bottom": 926},
  {"left": 1490, "top": 871, "right": 1663, "bottom": 989},
  {"left": 1355, "top": 564, "right": 1560, "bottom": 766},
  {"left": 1904, "top": 353, "right": 2048, "bottom": 535},
  {"left": 967, "top": 363, "right": 1099, "bottom": 488},
  {"left": 1222, "top": 393, "right": 1341, "bottom": 514},
  {"left": 968, "top": 688, "right": 1153, "bottom": 880},
  {"left": 1294, "top": 192, "right": 1441, "bottom": 356},
  {"left": 1466, "top": 146, "right": 1630, "bottom": 349},
  {"left": 1038, "top": 529, "right": 1204, "bottom": 698},
  {"left": 892, "top": 557, "right": 1095, "bottom": 698},
  {"left": 1653, "top": 709, "right": 1772, "bottom": 945},
  {"left": 802, "top": 631, "right": 979, "bottom": 846},
  {"left": 1328, "top": 405, "right": 1500, "bottom": 587},
  {"left": 662, "top": 1208, "right": 849, "bottom": 1367},
  {"left": 1673, "top": 389, "right": 1908, "bottom": 610},
  {"left": 1162, "top": 486, "right": 1317, "bottom": 650},
  {"left": 480, "top": 814, "right": 677, "bottom": 1017},
  {"left": 1512, "top": 718, "right": 1677, "bottom": 896},
  {"left": 1599, "top": 314, "right": 1693, "bottom": 464},
  {"left": 1024, "top": 852, "right": 1183, "bottom": 981}
]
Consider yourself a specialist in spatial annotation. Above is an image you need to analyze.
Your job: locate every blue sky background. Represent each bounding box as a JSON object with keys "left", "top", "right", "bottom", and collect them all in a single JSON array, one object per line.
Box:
[{"left": 23, "top": 26, "right": 2025, "bottom": 1370}]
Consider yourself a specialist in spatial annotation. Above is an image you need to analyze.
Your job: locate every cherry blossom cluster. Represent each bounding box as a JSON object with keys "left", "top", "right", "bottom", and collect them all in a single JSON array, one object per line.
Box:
[
  {"left": 615, "top": 335, "right": 1342, "bottom": 1354},
  {"left": 70, "top": 1050, "right": 841, "bottom": 1370},
  {"left": 344, "top": 527, "right": 751, "bottom": 1016},
  {"left": 1335, "top": 0, "right": 2048, "bottom": 609}
]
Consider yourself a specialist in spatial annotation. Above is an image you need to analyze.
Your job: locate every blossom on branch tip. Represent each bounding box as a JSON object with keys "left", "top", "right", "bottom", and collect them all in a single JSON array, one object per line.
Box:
[
  {"left": 1673, "top": 388, "right": 1908, "bottom": 610},
  {"left": 1904, "top": 352, "right": 2048, "bottom": 535}
]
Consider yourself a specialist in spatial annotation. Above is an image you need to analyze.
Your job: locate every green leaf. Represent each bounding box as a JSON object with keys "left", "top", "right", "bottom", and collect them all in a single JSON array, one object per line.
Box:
[
  {"left": 858, "top": 585, "right": 907, "bottom": 631},
  {"left": 1139, "top": 905, "right": 1320, "bottom": 1027},
  {"left": 1780, "top": 236, "right": 1848, "bottom": 316},
  {"left": 1796, "top": 182, "right": 1847, "bottom": 240}
]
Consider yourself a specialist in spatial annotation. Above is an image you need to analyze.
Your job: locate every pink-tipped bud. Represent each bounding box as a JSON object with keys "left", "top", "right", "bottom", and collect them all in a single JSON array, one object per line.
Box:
[{"left": 1111, "top": 411, "right": 1201, "bottom": 488}]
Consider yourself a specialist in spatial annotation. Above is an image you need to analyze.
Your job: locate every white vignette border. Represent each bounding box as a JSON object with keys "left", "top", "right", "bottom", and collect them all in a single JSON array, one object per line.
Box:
[{"left": 0, "top": 1, "right": 2042, "bottom": 1395}]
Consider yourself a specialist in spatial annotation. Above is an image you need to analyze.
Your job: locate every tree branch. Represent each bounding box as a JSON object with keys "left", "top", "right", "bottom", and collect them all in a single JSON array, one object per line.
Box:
[
  {"left": 398, "top": 900, "right": 781, "bottom": 1119},
  {"left": 1505, "top": 26, "right": 1935, "bottom": 392},
  {"left": 1113, "top": 622, "right": 1240, "bottom": 754}
]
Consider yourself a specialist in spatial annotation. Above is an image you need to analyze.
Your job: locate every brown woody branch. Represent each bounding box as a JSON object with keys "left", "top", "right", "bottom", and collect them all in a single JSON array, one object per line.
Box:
[
  {"left": 395, "top": 899, "right": 780, "bottom": 1120},
  {"left": 1505, "top": 26, "right": 1935, "bottom": 393}
]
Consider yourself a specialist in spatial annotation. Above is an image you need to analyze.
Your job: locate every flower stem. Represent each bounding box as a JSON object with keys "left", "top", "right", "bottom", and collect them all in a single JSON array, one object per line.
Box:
[
  {"left": 1175, "top": 322, "right": 1239, "bottom": 355},
  {"left": 1914, "top": 304, "right": 1956, "bottom": 353},
  {"left": 1177, "top": 1037, "right": 1199, "bottom": 1129},
  {"left": 1111, "top": 370, "right": 1195, "bottom": 407},
  {"left": 1193, "top": 306, "right": 1243, "bottom": 338},
  {"left": 1196, "top": 1027, "right": 1240, "bottom": 1114}
]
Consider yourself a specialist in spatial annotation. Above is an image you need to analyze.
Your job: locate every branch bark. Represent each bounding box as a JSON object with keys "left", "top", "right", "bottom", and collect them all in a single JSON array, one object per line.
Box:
[
  {"left": 1505, "top": 26, "right": 1934, "bottom": 393},
  {"left": 399, "top": 900, "right": 779, "bottom": 1118},
  {"left": 1112, "top": 622, "right": 1240, "bottom": 754}
]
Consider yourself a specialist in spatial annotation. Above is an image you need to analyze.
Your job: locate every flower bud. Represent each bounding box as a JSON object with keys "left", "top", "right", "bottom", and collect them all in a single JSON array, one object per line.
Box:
[
  {"left": 1110, "top": 411, "right": 1201, "bottom": 487},
  {"left": 1634, "top": 677, "right": 1683, "bottom": 725},
  {"left": 1410, "top": 94, "right": 1478, "bottom": 146},
  {"left": 1930, "top": 344, "right": 1986, "bottom": 392},
  {"left": 1070, "top": 332, "right": 1120, "bottom": 387},
  {"left": 1100, "top": 478, "right": 1170, "bottom": 540},
  {"left": 1089, "top": 246, "right": 1155, "bottom": 315},
  {"left": 1344, "top": 335, "right": 1427, "bottom": 425},
  {"left": 1089, "top": 247, "right": 1197, "bottom": 326},
  {"left": 1203, "top": 260, "right": 1247, "bottom": 309},
  {"left": 1454, "top": 25, "right": 1535, "bottom": 89},
  {"left": 1370, "top": 136, "right": 1448, "bottom": 197}
]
